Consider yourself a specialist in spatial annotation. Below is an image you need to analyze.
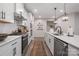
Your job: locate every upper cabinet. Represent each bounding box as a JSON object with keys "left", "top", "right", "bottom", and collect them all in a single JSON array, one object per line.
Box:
[
  {"left": 14, "top": 3, "right": 28, "bottom": 26},
  {"left": 15, "top": 3, "right": 28, "bottom": 20},
  {"left": 0, "top": 3, "right": 15, "bottom": 23}
]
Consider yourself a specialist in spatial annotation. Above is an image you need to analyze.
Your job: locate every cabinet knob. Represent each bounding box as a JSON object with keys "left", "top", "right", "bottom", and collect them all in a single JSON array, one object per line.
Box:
[{"left": 49, "top": 39, "right": 51, "bottom": 43}]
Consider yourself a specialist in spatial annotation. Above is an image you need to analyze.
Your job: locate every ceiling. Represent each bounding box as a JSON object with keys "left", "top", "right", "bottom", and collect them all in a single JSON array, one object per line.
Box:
[{"left": 24, "top": 3, "right": 79, "bottom": 19}]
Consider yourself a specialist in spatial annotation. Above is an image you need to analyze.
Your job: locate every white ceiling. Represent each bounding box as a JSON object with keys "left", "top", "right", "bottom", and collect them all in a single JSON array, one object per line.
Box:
[{"left": 24, "top": 3, "right": 79, "bottom": 19}]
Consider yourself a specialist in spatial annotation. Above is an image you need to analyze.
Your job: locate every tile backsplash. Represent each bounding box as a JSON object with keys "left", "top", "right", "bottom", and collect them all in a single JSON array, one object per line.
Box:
[{"left": 0, "top": 23, "right": 18, "bottom": 34}]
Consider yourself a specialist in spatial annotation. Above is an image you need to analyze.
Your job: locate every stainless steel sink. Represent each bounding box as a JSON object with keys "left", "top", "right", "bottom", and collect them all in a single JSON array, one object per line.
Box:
[
  {"left": 8, "top": 32, "right": 22, "bottom": 35},
  {"left": 53, "top": 33, "right": 63, "bottom": 36},
  {"left": 0, "top": 34, "right": 8, "bottom": 41},
  {"left": 53, "top": 33, "right": 60, "bottom": 36}
]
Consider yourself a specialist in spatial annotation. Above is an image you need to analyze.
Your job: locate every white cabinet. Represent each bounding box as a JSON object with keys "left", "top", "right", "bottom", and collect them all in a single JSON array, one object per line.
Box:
[
  {"left": 0, "top": 42, "right": 12, "bottom": 56},
  {"left": 45, "top": 33, "right": 54, "bottom": 55},
  {"left": 45, "top": 33, "right": 50, "bottom": 49},
  {"left": 0, "top": 3, "right": 15, "bottom": 23},
  {"left": 49, "top": 35, "right": 54, "bottom": 55},
  {"left": 68, "top": 44, "right": 79, "bottom": 56},
  {"left": 0, "top": 37, "right": 21, "bottom": 56},
  {"left": 10, "top": 37, "right": 21, "bottom": 56}
]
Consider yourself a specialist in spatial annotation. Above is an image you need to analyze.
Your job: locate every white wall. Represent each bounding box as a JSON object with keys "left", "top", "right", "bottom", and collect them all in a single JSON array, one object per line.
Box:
[
  {"left": 56, "top": 13, "right": 79, "bottom": 35},
  {"left": 74, "top": 13, "right": 79, "bottom": 35},
  {"left": 55, "top": 13, "right": 75, "bottom": 34},
  {"left": 34, "top": 19, "right": 46, "bottom": 37}
]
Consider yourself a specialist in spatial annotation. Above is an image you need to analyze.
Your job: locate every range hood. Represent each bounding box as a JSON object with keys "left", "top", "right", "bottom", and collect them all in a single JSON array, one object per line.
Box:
[{"left": 14, "top": 12, "right": 27, "bottom": 21}]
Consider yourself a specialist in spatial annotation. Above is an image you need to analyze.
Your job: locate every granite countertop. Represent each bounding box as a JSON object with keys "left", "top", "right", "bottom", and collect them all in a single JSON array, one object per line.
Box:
[
  {"left": 47, "top": 32, "right": 79, "bottom": 49},
  {"left": 0, "top": 36, "right": 21, "bottom": 47}
]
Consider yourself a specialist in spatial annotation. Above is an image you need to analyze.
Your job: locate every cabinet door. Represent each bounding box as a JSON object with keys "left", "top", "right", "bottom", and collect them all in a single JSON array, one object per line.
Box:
[
  {"left": 16, "top": 37, "right": 21, "bottom": 56},
  {"left": 1, "top": 4, "right": 14, "bottom": 22},
  {"left": 49, "top": 35, "right": 54, "bottom": 55},
  {"left": 68, "top": 45, "right": 79, "bottom": 56},
  {"left": 0, "top": 37, "right": 21, "bottom": 56},
  {"left": 47, "top": 34, "right": 50, "bottom": 49},
  {"left": 10, "top": 37, "right": 21, "bottom": 56},
  {"left": 45, "top": 33, "right": 54, "bottom": 55},
  {"left": 45, "top": 33, "right": 49, "bottom": 47},
  {"left": 10, "top": 40, "right": 18, "bottom": 56},
  {"left": 0, "top": 43, "right": 12, "bottom": 56}
]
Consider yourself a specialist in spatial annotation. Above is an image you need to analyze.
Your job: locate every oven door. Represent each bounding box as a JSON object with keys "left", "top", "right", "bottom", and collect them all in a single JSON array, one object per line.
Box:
[{"left": 22, "top": 34, "right": 28, "bottom": 54}]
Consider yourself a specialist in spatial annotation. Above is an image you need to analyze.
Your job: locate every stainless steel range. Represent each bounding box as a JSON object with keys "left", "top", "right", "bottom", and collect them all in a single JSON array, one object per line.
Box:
[{"left": 21, "top": 33, "right": 28, "bottom": 55}]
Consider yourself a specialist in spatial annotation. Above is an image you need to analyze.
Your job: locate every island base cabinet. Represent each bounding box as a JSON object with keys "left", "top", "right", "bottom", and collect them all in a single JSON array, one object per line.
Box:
[
  {"left": 11, "top": 37, "right": 21, "bottom": 56},
  {"left": 68, "top": 45, "right": 79, "bottom": 56},
  {"left": 0, "top": 37, "right": 21, "bottom": 56},
  {"left": 45, "top": 33, "right": 50, "bottom": 49},
  {"left": 0, "top": 43, "right": 12, "bottom": 56},
  {"left": 49, "top": 35, "right": 54, "bottom": 55}
]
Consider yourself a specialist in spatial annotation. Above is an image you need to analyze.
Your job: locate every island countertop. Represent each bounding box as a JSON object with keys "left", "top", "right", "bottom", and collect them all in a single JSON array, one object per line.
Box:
[
  {"left": 0, "top": 35, "right": 21, "bottom": 47},
  {"left": 47, "top": 32, "right": 79, "bottom": 49}
]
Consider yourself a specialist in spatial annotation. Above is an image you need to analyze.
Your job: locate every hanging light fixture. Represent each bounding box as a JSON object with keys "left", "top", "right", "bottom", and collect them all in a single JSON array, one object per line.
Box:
[
  {"left": 63, "top": 3, "right": 68, "bottom": 21},
  {"left": 54, "top": 7, "right": 57, "bottom": 21}
]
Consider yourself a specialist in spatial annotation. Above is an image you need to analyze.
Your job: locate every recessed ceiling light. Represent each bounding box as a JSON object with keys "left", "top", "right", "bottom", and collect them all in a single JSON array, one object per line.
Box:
[
  {"left": 39, "top": 15, "right": 41, "bottom": 18},
  {"left": 60, "top": 10, "right": 63, "bottom": 12},
  {"left": 34, "top": 9, "right": 38, "bottom": 12}
]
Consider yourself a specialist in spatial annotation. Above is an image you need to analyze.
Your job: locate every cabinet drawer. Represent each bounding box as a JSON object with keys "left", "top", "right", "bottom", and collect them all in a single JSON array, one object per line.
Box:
[
  {"left": 0, "top": 43, "right": 12, "bottom": 56},
  {"left": 0, "top": 39, "right": 18, "bottom": 56}
]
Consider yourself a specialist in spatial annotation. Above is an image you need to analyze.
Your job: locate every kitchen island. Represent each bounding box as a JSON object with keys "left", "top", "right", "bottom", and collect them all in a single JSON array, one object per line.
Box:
[
  {"left": 0, "top": 36, "right": 21, "bottom": 56},
  {"left": 45, "top": 32, "right": 79, "bottom": 56}
]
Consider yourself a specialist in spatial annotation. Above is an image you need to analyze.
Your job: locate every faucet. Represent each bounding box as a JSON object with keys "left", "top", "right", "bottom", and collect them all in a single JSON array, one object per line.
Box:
[{"left": 55, "top": 26, "right": 62, "bottom": 35}]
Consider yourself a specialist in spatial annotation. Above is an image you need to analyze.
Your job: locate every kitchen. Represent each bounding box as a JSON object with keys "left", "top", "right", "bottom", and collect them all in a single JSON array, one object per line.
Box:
[{"left": 0, "top": 3, "right": 79, "bottom": 56}]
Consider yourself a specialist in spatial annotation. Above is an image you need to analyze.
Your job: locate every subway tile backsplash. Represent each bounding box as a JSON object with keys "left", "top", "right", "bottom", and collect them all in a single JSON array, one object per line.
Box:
[{"left": 0, "top": 23, "right": 18, "bottom": 34}]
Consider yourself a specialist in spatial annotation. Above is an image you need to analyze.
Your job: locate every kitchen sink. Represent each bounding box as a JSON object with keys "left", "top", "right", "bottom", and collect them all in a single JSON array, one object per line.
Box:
[
  {"left": 53, "top": 33, "right": 63, "bottom": 36},
  {"left": 0, "top": 34, "right": 8, "bottom": 41},
  {"left": 8, "top": 32, "right": 22, "bottom": 36},
  {"left": 53, "top": 33, "right": 60, "bottom": 36}
]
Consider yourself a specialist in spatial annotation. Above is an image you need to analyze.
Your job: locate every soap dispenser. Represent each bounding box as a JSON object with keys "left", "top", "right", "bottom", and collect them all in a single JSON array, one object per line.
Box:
[{"left": 67, "top": 26, "right": 74, "bottom": 37}]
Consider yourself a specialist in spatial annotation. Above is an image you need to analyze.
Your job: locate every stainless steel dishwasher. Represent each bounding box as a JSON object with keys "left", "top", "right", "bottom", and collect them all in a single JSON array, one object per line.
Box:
[{"left": 54, "top": 37, "right": 68, "bottom": 56}]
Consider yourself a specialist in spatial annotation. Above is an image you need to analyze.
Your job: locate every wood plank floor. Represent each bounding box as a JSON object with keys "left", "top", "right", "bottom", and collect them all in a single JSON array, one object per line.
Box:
[{"left": 25, "top": 37, "right": 52, "bottom": 56}]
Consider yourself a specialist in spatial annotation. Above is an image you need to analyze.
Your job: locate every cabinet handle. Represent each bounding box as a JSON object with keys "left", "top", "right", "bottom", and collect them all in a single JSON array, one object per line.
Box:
[
  {"left": 49, "top": 39, "right": 51, "bottom": 43},
  {"left": 13, "top": 47, "right": 16, "bottom": 56},
  {"left": 11, "top": 42, "right": 17, "bottom": 46}
]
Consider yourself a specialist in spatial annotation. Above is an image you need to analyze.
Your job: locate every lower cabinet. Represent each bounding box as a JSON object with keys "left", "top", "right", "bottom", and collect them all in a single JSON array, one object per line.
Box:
[
  {"left": 49, "top": 35, "right": 54, "bottom": 55},
  {"left": 45, "top": 33, "right": 79, "bottom": 56},
  {"left": 68, "top": 45, "right": 79, "bottom": 56},
  {"left": 0, "top": 37, "right": 21, "bottom": 56},
  {"left": 45, "top": 33, "right": 54, "bottom": 55}
]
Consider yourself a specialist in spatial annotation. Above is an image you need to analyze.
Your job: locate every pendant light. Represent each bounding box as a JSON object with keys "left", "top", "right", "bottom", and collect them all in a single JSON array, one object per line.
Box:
[
  {"left": 63, "top": 3, "right": 68, "bottom": 21},
  {"left": 54, "top": 7, "right": 57, "bottom": 21}
]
